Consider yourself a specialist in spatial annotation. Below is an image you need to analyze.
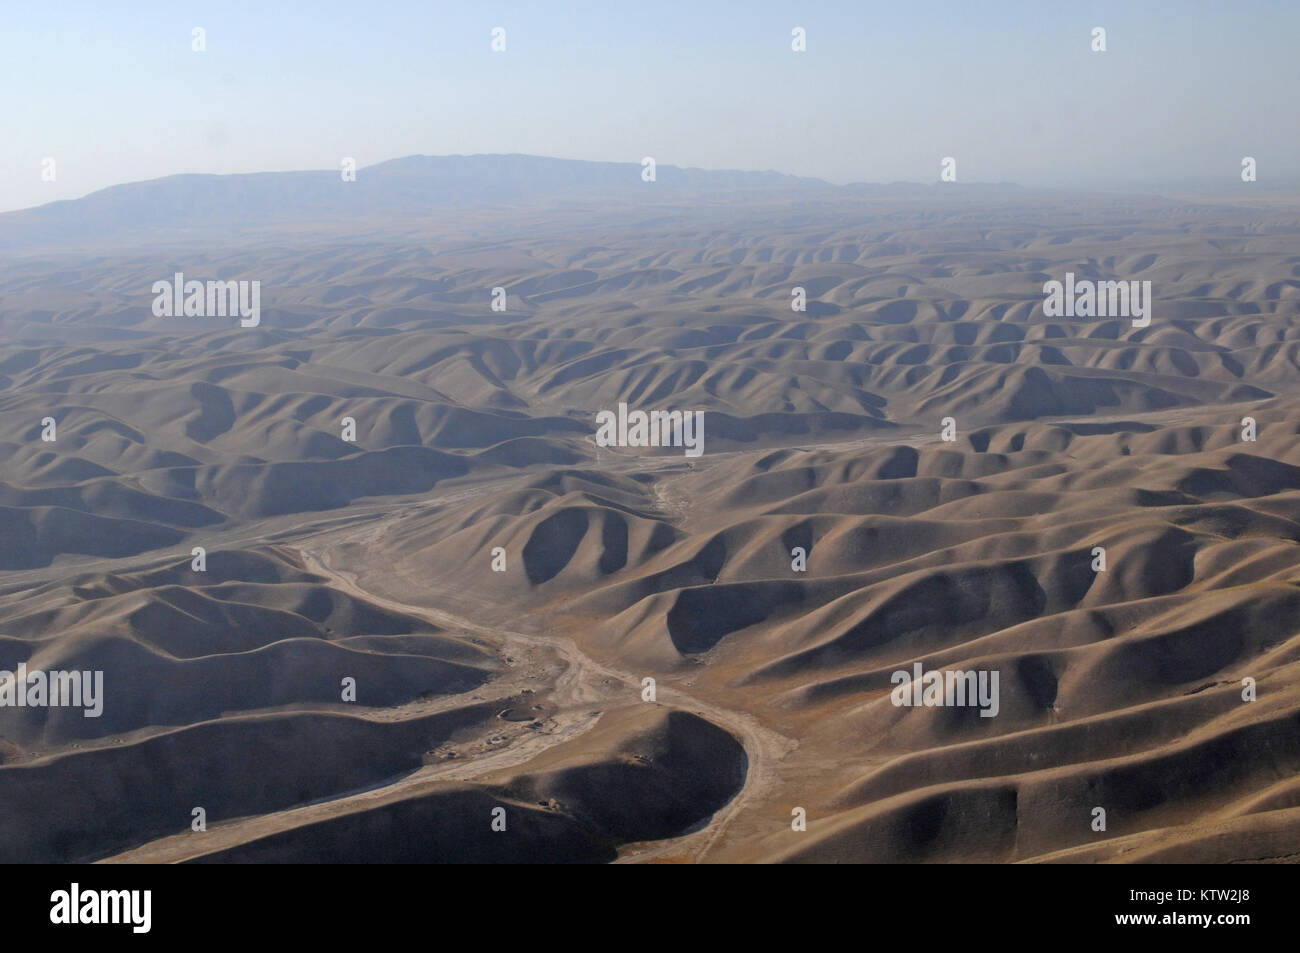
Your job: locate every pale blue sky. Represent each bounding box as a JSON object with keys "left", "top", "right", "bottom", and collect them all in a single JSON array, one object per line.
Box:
[{"left": 3, "top": 1, "right": 1297, "bottom": 211}]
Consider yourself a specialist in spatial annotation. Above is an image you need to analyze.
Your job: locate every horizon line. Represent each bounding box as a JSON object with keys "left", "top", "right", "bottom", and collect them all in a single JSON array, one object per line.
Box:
[{"left": 9, "top": 152, "right": 1299, "bottom": 217}]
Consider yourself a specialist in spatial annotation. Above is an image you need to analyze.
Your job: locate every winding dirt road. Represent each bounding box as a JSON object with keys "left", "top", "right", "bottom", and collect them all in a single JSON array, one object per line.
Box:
[{"left": 101, "top": 508, "right": 794, "bottom": 864}]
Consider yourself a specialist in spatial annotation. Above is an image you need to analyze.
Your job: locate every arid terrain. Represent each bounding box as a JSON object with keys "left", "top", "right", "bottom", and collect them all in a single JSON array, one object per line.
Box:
[{"left": 2, "top": 157, "right": 1299, "bottom": 863}]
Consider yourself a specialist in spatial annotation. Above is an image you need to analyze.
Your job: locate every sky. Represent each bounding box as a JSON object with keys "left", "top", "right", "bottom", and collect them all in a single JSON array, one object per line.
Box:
[{"left": 2, "top": 0, "right": 1297, "bottom": 212}]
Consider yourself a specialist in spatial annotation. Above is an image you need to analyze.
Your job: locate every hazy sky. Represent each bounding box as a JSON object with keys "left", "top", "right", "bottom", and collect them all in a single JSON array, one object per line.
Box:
[{"left": 3, "top": 0, "right": 1297, "bottom": 212}]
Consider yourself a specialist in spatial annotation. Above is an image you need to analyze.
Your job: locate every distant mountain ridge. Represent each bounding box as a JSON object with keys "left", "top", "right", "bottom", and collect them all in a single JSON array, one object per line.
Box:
[{"left": 0, "top": 154, "right": 840, "bottom": 250}]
